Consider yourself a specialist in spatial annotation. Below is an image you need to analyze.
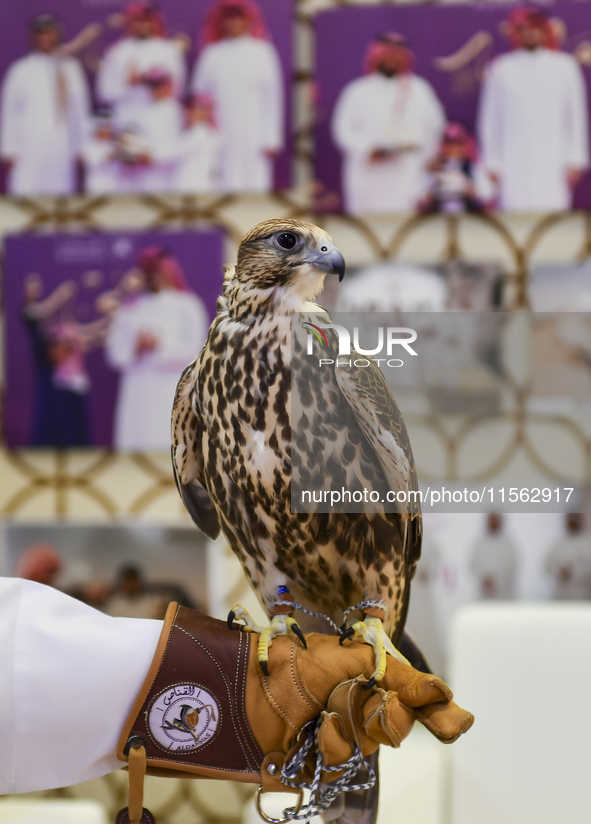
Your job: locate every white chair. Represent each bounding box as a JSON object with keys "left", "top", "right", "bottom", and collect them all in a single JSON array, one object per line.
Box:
[
  {"left": 0, "top": 799, "right": 107, "bottom": 823},
  {"left": 449, "top": 603, "right": 591, "bottom": 824}
]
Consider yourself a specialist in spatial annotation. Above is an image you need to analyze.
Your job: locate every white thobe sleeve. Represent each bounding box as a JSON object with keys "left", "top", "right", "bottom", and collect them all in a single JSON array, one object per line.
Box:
[
  {"left": 0, "top": 64, "right": 23, "bottom": 159},
  {"left": 331, "top": 84, "right": 376, "bottom": 157},
  {"left": 260, "top": 45, "right": 284, "bottom": 152},
  {"left": 477, "top": 63, "right": 504, "bottom": 175},
  {"left": 0, "top": 578, "right": 161, "bottom": 794},
  {"left": 105, "top": 305, "right": 138, "bottom": 370},
  {"left": 150, "top": 296, "right": 209, "bottom": 366},
  {"left": 420, "top": 81, "right": 446, "bottom": 161},
  {"left": 564, "top": 58, "right": 589, "bottom": 170},
  {"left": 191, "top": 47, "right": 215, "bottom": 96},
  {"left": 97, "top": 45, "right": 127, "bottom": 105},
  {"left": 170, "top": 42, "right": 187, "bottom": 101}
]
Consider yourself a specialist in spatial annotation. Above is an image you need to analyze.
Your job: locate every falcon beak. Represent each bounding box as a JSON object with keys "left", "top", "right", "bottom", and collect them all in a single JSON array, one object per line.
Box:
[{"left": 309, "top": 246, "right": 346, "bottom": 282}]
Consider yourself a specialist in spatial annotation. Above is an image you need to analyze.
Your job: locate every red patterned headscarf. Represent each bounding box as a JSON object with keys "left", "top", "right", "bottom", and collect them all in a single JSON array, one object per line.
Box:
[
  {"left": 123, "top": 2, "right": 167, "bottom": 38},
  {"left": 442, "top": 122, "right": 479, "bottom": 164},
  {"left": 137, "top": 246, "right": 189, "bottom": 292},
  {"left": 15, "top": 544, "right": 62, "bottom": 583},
  {"left": 505, "top": 6, "right": 559, "bottom": 50},
  {"left": 363, "top": 32, "right": 415, "bottom": 75},
  {"left": 200, "top": 0, "right": 269, "bottom": 46}
]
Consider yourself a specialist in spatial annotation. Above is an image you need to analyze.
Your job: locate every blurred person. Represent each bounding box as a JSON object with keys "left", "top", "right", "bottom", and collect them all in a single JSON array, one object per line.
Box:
[
  {"left": 81, "top": 110, "right": 119, "bottom": 194},
  {"left": 478, "top": 6, "right": 589, "bottom": 212},
  {"left": 103, "top": 564, "right": 167, "bottom": 619},
  {"left": 404, "top": 535, "right": 445, "bottom": 676},
  {"left": 191, "top": 0, "right": 284, "bottom": 192},
  {"left": 97, "top": 3, "right": 185, "bottom": 125},
  {"left": 335, "top": 263, "right": 448, "bottom": 313},
  {"left": 331, "top": 32, "right": 445, "bottom": 214},
  {"left": 0, "top": 14, "right": 90, "bottom": 195},
  {"left": 112, "top": 68, "right": 183, "bottom": 192},
  {"left": 23, "top": 276, "right": 88, "bottom": 447},
  {"left": 422, "top": 122, "right": 494, "bottom": 214},
  {"left": 545, "top": 513, "right": 591, "bottom": 600},
  {"left": 171, "top": 93, "right": 221, "bottom": 192},
  {"left": 469, "top": 513, "right": 519, "bottom": 599},
  {"left": 105, "top": 246, "right": 209, "bottom": 451},
  {"left": 14, "top": 544, "right": 62, "bottom": 586}
]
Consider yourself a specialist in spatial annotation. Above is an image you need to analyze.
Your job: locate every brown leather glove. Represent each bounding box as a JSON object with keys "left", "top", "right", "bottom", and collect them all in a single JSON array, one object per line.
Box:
[{"left": 116, "top": 604, "right": 472, "bottom": 823}]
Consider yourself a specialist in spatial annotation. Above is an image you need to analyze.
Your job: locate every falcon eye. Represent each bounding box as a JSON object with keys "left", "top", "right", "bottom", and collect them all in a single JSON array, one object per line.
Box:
[{"left": 276, "top": 232, "right": 298, "bottom": 250}]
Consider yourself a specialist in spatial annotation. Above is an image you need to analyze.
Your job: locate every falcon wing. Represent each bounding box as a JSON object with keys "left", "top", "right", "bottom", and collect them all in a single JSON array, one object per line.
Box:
[
  {"left": 171, "top": 362, "right": 220, "bottom": 541},
  {"left": 335, "top": 358, "right": 422, "bottom": 573}
]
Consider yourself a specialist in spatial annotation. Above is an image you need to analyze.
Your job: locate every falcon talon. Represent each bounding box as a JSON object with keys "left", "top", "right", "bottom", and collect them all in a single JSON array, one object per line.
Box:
[
  {"left": 259, "top": 660, "right": 269, "bottom": 677},
  {"left": 290, "top": 621, "right": 307, "bottom": 649},
  {"left": 227, "top": 610, "right": 236, "bottom": 630},
  {"left": 339, "top": 626, "right": 356, "bottom": 645},
  {"left": 364, "top": 677, "right": 378, "bottom": 690}
]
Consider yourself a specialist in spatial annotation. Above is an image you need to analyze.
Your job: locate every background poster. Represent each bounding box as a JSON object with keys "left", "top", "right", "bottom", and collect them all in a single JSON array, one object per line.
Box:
[
  {"left": 314, "top": 3, "right": 591, "bottom": 211},
  {"left": 3, "top": 229, "right": 223, "bottom": 449},
  {"left": 0, "top": 0, "right": 293, "bottom": 191}
]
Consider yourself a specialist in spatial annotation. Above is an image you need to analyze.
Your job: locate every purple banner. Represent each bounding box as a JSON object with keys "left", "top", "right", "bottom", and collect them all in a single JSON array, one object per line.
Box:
[
  {"left": 314, "top": 3, "right": 591, "bottom": 211},
  {"left": 0, "top": 0, "right": 292, "bottom": 191},
  {"left": 4, "top": 229, "right": 223, "bottom": 449}
]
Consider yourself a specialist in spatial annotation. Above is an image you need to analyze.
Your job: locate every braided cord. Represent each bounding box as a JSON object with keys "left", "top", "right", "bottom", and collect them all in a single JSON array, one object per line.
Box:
[
  {"left": 275, "top": 598, "right": 387, "bottom": 635},
  {"left": 279, "top": 717, "right": 376, "bottom": 823},
  {"left": 274, "top": 600, "right": 341, "bottom": 634}
]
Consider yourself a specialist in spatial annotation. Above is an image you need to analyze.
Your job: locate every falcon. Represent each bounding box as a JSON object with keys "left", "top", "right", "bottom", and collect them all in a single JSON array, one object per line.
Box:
[{"left": 171, "top": 219, "right": 423, "bottom": 687}]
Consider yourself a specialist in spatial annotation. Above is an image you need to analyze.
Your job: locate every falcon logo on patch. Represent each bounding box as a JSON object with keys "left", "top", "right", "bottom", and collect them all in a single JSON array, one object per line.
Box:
[{"left": 147, "top": 684, "right": 220, "bottom": 753}]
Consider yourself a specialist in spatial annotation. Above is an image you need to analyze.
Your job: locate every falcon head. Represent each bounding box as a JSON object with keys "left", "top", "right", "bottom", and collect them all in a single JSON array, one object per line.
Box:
[{"left": 234, "top": 219, "right": 346, "bottom": 303}]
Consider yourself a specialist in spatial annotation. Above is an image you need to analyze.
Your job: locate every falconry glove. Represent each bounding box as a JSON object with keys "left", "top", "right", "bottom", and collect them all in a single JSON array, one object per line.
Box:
[{"left": 116, "top": 604, "right": 473, "bottom": 824}]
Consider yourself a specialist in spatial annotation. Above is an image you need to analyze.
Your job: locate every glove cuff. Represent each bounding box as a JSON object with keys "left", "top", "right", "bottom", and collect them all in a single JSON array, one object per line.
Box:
[{"left": 117, "top": 602, "right": 263, "bottom": 782}]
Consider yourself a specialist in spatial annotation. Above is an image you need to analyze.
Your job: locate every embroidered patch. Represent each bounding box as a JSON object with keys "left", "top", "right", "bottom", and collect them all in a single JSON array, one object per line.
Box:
[{"left": 147, "top": 683, "right": 220, "bottom": 753}]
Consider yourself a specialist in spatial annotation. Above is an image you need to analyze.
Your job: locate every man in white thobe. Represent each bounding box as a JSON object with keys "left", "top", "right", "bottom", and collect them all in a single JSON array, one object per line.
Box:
[
  {"left": 332, "top": 32, "right": 445, "bottom": 215},
  {"left": 192, "top": 0, "right": 284, "bottom": 193},
  {"left": 470, "top": 513, "right": 519, "bottom": 600},
  {"left": 171, "top": 94, "right": 221, "bottom": 192},
  {"left": 82, "top": 112, "right": 119, "bottom": 194},
  {"left": 545, "top": 513, "right": 591, "bottom": 600},
  {"left": 478, "top": 7, "right": 589, "bottom": 212},
  {"left": 97, "top": 2, "right": 185, "bottom": 193},
  {"left": 0, "top": 14, "right": 90, "bottom": 195},
  {"left": 105, "top": 247, "right": 209, "bottom": 451}
]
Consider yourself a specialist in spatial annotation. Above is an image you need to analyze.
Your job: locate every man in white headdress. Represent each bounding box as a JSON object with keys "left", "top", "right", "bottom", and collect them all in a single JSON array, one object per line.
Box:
[
  {"left": 191, "top": 0, "right": 284, "bottom": 193},
  {"left": 545, "top": 513, "right": 591, "bottom": 600},
  {"left": 332, "top": 32, "right": 445, "bottom": 215},
  {"left": 97, "top": 2, "right": 185, "bottom": 163},
  {"left": 477, "top": 7, "right": 589, "bottom": 212},
  {"left": 0, "top": 15, "right": 90, "bottom": 195},
  {"left": 470, "top": 513, "right": 519, "bottom": 600},
  {"left": 105, "top": 247, "right": 209, "bottom": 451}
]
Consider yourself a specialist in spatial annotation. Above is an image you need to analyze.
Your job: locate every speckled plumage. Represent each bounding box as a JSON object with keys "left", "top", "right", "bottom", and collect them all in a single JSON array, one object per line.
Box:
[{"left": 171, "top": 219, "right": 422, "bottom": 643}]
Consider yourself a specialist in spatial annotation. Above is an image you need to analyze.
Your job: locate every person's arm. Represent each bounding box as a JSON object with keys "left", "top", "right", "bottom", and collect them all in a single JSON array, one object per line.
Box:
[
  {"left": 0, "top": 578, "right": 161, "bottom": 794},
  {"left": 148, "top": 295, "right": 209, "bottom": 367},
  {"left": 191, "top": 47, "right": 213, "bottom": 95},
  {"left": 420, "top": 80, "right": 446, "bottom": 162},
  {"left": 261, "top": 44, "right": 284, "bottom": 153},
  {"left": 66, "top": 59, "right": 92, "bottom": 157},
  {"left": 331, "top": 82, "right": 376, "bottom": 157},
  {"left": 477, "top": 61, "right": 504, "bottom": 183},
  {"left": 0, "top": 64, "right": 22, "bottom": 162},
  {"left": 104, "top": 305, "right": 139, "bottom": 370},
  {"left": 96, "top": 43, "right": 126, "bottom": 105},
  {"left": 564, "top": 57, "right": 589, "bottom": 186},
  {"left": 170, "top": 40, "right": 187, "bottom": 100}
]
